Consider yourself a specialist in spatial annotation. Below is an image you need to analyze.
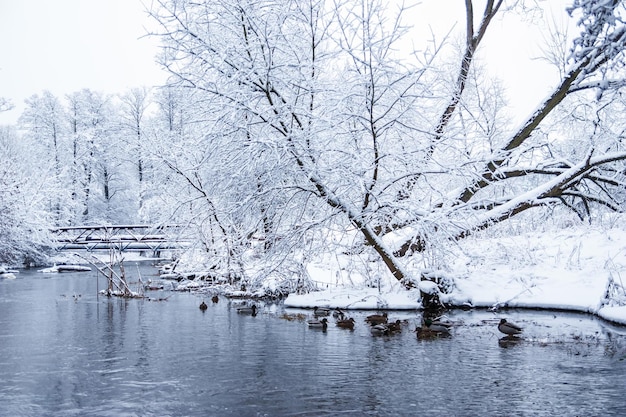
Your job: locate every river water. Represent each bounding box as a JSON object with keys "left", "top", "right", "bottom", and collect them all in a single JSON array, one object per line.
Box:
[{"left": 1, "top": 261, "right": 626, "bottom": 416}]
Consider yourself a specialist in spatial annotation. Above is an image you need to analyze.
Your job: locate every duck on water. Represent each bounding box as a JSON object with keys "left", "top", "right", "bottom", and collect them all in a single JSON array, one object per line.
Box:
[
  {"left": 498, "top": 319, "right": 523, "bottom": 337},
  {"left": 336, "top": 317, "right": 355, "bottom": 330},
  {"left": 365, "top": 312, "right": 388, "bottom": 325},
  {"left": 415, "top": 318, "right": 452, "bottom": 339},
  {"left": 237, "top": 304, "right": 258, "bottom": 316},
  {"left": 308, "top": 317, "right": 328, "bottom": 330}
]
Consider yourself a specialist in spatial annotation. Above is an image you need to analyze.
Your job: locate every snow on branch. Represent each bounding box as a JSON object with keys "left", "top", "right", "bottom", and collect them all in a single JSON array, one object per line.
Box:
[
  {"left": 465, "top": 150, "right": 626, "bottom": 234},
  {"left": 567, "top": 0, "right": 626, "bottom": 64}
]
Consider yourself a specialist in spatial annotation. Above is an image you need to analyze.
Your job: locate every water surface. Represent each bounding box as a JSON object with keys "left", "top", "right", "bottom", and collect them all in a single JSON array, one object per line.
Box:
[{"left": 1, "top": 262, "right": 626, "bottom": 416}]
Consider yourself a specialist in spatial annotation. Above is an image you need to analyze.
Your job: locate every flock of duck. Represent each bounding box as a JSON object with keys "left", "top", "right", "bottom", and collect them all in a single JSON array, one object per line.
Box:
[
  {"left": 306, "top": 307, "right": 523, "bottom": 339},
  {"left": 199, "top": 300, "right": 524, "bottom": 340},
  {"left": 199, "top": 295, "right": 220, "bottom": 311}
]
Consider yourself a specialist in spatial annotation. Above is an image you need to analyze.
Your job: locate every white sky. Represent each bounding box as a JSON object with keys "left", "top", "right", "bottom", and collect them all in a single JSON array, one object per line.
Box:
[
  {"left": 0, "top": 0, "right": 571, "bottom": 126},
  {"left": 411, "top": 0, "right": 572, "bottom": 126},
  {"left": 0, "top": 0, "right": 167, "bottom": 125}
]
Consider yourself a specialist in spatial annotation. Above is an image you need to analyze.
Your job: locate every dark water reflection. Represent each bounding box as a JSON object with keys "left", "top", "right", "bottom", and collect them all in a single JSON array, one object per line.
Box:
[{"left": 1, "top": 262, "right": 626, "bottom": 416}]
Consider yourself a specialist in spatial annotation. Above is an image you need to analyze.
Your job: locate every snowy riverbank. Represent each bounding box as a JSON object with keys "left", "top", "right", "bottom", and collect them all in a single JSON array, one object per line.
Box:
[
  {"left": 40, "top": 218, "right": 626, "bottom": 326},
  {"left": 285, "top": 221, "right": 626, "bottom": 325}
]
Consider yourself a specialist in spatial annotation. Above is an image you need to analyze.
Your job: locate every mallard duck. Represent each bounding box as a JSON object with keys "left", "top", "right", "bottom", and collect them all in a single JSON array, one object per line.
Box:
[
  {"left": 370, "top": 323, "right": 390, "bottom": 336},
  {"left": 415, "top": 318, "right": 451, "bottom": 339},
  {"left": 336, "top": 317, "right": 355, "bottom": 330},
  {"left": 424, "top": 318, "right": 452, "bottom": 333},
  {"left": 211, "top": 295, "right": 219, "bottom": 303},
  {"left": 308, "top": 317, "right": 328, "bottom": 330},
  {"left": 237, "top": 304, "right": 258, "bottom": 316},
  {"left": 199, "top": 301, "right": 208, "bottom": 311},
  {"left": 387, "top": 319, "right": 403, "bottom": 333},
  {"left": 365, "top": 312, "right": 388, "bottom": 325},
  {"left": 498, "top": 318, "right": 522, "bottom": 336},
  {"left": 332, "top": 308, "right": 345, "bottom": 319},
  {"left": 313, "top": 306, "right": 331, "bottom": 317},
  {"left": 415, "top": 326, "right": 449, "bottom": 339}
]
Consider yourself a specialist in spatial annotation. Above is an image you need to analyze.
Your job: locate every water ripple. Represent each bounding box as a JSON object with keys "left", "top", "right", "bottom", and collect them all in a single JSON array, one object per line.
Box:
[{"left": 2, "top": 265, "right": 626, "bottom": 416}]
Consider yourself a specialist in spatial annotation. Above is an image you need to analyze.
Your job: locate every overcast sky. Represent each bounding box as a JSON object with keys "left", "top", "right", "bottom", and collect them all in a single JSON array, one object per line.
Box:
[
  {"left": 0, "top": 1, "right": 571, "bottom": 127},
  {"left": 0, "top": 0, "right": 167, "bottom": 125}
]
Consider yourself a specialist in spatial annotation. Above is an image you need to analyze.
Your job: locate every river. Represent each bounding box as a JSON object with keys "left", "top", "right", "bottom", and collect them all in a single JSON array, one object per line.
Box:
[{"left": 1, "top": 261, "right": 626, "bottom": 416}]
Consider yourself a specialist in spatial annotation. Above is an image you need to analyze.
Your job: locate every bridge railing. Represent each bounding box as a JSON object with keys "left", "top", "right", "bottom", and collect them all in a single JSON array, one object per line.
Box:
[{"left": 51, "top": 224, "right": 192, "bottom": 253}]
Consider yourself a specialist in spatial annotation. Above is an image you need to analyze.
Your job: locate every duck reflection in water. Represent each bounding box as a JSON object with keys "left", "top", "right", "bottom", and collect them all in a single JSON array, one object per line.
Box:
[{"left": 498, "top": 336, "right": 523, "bottom": 348}]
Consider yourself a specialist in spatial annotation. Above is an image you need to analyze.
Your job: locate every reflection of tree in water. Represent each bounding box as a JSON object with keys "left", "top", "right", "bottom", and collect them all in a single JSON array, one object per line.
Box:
[
  {"left": 603, "top": 331, "right": 626, "bottom": 360},
  {"left": 537, "top": 330, "right": 626, "bottom": 359},
  {"left": 507, "top": 331, "right": 612, "bottom": 358}
]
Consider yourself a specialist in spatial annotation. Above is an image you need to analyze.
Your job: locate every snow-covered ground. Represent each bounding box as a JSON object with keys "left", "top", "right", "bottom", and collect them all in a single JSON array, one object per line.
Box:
[
  {"left": 285, "top": 220, "right": 626, "bottom": 326},
  {"left": 39, "top": 217, "right": 626, "bottom": 326}
]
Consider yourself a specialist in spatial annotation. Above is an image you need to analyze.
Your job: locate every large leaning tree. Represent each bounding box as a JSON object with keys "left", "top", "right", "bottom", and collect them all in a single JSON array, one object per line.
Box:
[{"left": 149, "top": 0, "right": 626, "bottom": 287}]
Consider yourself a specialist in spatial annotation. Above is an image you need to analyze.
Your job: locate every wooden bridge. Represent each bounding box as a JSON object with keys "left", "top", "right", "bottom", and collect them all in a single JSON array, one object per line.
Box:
[{"left": 51, "top": 224, "right": 191, "bottom": 254}]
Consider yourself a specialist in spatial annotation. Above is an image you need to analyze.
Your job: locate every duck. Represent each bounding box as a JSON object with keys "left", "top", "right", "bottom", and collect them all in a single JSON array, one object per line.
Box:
[
  {"left": 424, "top": 318, "right": 452, "bottom": 333},
  {"left": 332, "top": 308, "right": 345, "bottom": 319},
  {"left": 415, "top": 319, "right": 451, "bottom": 339},
  {"left": 336, "top": 317, "right": 355, "bottom": 330},
  {"left": 237, "top": 304, "right": 258, "bottom": 316},
  {"left": 415, "top": 326, "right": 449, "bottom": 339},
  {"left": 370, "top": 323, "right": 390, "bottom": 336},
  {"left": 429, "top": 315, "right": 454, "bottom": 327},
  {"left": 199, "top": 301, "right": 208, "bottom": 311},
  {"left": 313, "top": 306, "right": 331, "bottom": 317},
  {"left": 498, "top": 318, "right": 522, "bottom": 336},
  {"left": 365, "top": 312, "right": 388, "bottom": 325},
  {"left": 211, "top": 295, "right": 219, "bottom": 303},
  {"left": 308, "top": 317, "right": 328, "bottom": 330},
  {"left": 387, "top": 319, "right": 403, "bottom": 333}
]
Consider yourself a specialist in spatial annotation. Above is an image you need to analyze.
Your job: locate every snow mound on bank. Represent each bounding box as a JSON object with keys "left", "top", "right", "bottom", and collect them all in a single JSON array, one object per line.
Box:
[{"left": 285, "top": 287, "right": 421, "bottom": 310}]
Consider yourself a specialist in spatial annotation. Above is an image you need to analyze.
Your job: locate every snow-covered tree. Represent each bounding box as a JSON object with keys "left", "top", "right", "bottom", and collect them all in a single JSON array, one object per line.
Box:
[
  {"left": 65, "top": 89, "right": 133, "bottom": 223},
  {"left": 0, "top": 126, "right": 52, "bottom": 264},
  {"left": 149, "top": 0, "right": 626, "bottom": 286},
  {"left": 19, "top": 91, "right": 72, "bottom": 225},
  {"left": 0, "top": 97, "right": 13, "bottom": 113},
  {"left": 119, "top": 87, "right": 152, "bottom": 213}
]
